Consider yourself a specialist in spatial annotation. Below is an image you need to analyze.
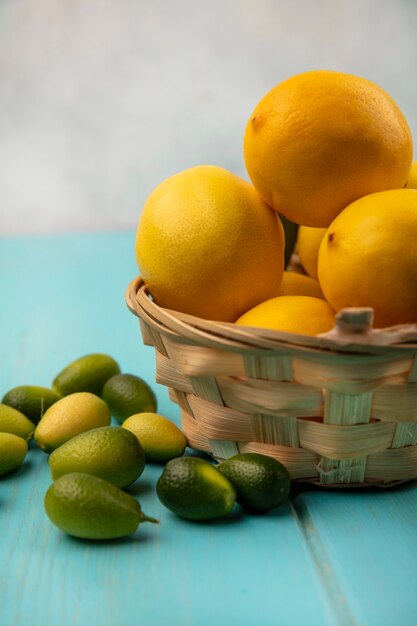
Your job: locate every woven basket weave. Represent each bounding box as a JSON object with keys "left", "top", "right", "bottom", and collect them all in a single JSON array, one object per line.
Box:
[{"left": 126, "top": 276, "right": 417, "bottom": 487}]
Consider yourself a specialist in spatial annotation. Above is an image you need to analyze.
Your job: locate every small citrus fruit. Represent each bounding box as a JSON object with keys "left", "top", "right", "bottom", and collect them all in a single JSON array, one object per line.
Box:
[
  {"left": 53, "top": 353, "right": 120, "bottom": 396},
  {"left": 44, "top": 473, "right": 158, "bottom": 540},
  {"left": 0, "top": 432, "right": 28, "bottom": 476},
  {"left": 49, "top": 426, "right": 145, "bottom": 488},
  {"left": 122, "top": 413, "right": 187, "bottom": 463},
  {"left": 2, "top": 385, "right": 61, "bottom": 424},
  {"left": 318, "top": 189, "right": 417, "bottom": 327},
  {"left": 135, "top": 165, "right": 285, "bottom": 321},
  {"left": 156, "top": 456, "right": 236, "bottom": 520},
  {"left": 218, "top": 453, "right": 291, "bottom": 512},
  {"left": 296, "top": 226, "right": 327, "bottom": 279},
  {"left": 244, "top": 70, "right": 412, "bottom": 226},
  {"left": 102, "top": 374, "right": 157, "bottom": 424},
  {"left": 0, "top": 404, "right": 35, "bottom": 440},
  {"left": 34, "top": 392, "right": 111, "bottom": 453},
  {"left": 236, "top": 295, "right": 336, "bottom": 336},
  {"left": 276, "top": 271, "right": 324, "bottom": 299}
]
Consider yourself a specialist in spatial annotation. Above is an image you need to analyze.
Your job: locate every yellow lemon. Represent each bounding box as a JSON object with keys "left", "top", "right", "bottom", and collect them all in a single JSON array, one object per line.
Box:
[
  {"left": 34, "top": 392, "right": 111, "bottom": 453},
  {"left": 276, "top": 271, "right": 324, "bottom": 299},
  {"left": 296, "top": 226, "right": 327, "bottom": 279},
  {"left": 318, "top": 189, "right": 417, "bottom": 328},
  {"left": 406, "top": 160, "right": 417, "bottom": 189},
  {"left": 135, "top": 165, "right": 285, "bottom": 321},
  {"left": 122, "top": 413, "right": 187, "bottom": 463},
  {"left": 244, "top": 70, "right": 412, "bottom": 227},
  {"left": 235, "top": 295, "right": 336, "bottom": 336}
]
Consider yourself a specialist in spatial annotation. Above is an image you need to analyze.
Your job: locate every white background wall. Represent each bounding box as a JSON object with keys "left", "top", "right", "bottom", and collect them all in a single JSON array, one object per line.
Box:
[{"left": 1, "top": 0, "right": 416, "bottom": 235}]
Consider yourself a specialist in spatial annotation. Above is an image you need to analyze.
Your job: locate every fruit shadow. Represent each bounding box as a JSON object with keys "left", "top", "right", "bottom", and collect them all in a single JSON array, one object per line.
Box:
[
  {"left": 247, "top": 502, "right": 291, "bottom": 519},
  {"left": 177, "top": 506, "right": 246, "bottom": 528},
  {"left": 176, "top": 502, "right": 290, "bottom": 527},
  {"left": 0, "top": 460, "right": 34, "bottom": 482},
  {"left": 64, "top": 529, "right": 155, "bottom": 547},
  {"left": 124, "top": 479, "right": 154, "bottom": 497},
  {"left": 289, "top": 478, "right": 417, "bottom": 499},
  {"left": 185, "top": 448, "right": 215, "bottom": 462}
]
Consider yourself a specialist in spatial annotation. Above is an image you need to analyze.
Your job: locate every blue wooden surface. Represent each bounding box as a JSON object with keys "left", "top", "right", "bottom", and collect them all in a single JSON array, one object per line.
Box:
[{"left": 1, "top": 232, "right": 416, "bottom": 626}]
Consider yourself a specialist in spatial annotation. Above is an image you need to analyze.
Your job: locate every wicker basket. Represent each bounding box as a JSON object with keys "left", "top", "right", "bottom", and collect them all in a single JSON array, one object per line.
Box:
[{"left": 126, "top": 276, "right": 417, "bottom": 487}]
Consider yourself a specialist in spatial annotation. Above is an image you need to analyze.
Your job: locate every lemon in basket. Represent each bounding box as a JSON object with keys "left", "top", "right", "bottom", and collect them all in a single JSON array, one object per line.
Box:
[
  {"left": 135, "top": 165, "right": 285, "bottom": 321},
  {"left": 318, "top": 188, "right": 417, "bottom": 328},
  {"left": 276, "top": 271, "right": 324, "bottom": 299},
  {"left": 406, "top": 160, "right": 417, "bottom": 189},
  {"left": 244, "top": 70, "right": 412, "bottom": 227},
  {"left": 236, "top": 295, "right": 336, "bottom": 336},
  {"left": 296, "top": 226, "right": 327, "bottom": 279}
]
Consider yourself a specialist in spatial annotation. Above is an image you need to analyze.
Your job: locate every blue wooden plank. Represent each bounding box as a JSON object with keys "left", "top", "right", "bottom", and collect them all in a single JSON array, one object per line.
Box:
[
  {"left": 1, "top": 454, "right": 338, "bottom": 626},
  {"left": 0, "top": 233, "right": 337, "bottom": 626},
  {"left": 292, "top": 483, "right": 417, "bottom": 626}
]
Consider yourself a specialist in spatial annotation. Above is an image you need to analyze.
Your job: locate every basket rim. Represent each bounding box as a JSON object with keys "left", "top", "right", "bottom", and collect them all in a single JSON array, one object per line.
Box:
[{"left": 126, "top": 276, "right": 417, "bottom": 356}]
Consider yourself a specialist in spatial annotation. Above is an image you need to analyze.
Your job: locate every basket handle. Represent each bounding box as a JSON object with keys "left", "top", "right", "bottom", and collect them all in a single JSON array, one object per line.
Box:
[
  {"left": 127, "top": 277, "right": 417, "bottom": 350},
  {"left": 321, "top": 307, "right": 417, "bottom": 346},
  {"left": 334, "top": 308, "right": 374, "bottom": 335}
]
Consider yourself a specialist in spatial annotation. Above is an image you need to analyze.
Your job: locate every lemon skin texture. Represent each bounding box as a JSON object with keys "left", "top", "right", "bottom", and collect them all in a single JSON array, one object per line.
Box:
[
  {"left": 236, "top": 295, "right": 336, "bottom": 336},
  {"left": 34, "top": 392, "right": 111, "bottom": 453},
  {"left": 406, "top": 160, "right": 417, "bottom": 189},
  {"left": 296, "top": 226, "right": 327, "bottom": 279},
  {"left": 276, "top": 271, "right": 324, "bottom": 299},
  {"left": 244, "top": 70, "right": 412, "bottom": 227},
  {"left": 135, "top": 165, "right": 285, "bottom": 322},
  {"left": 122, "top": 413, "right": 187, "bottom": 463},
  {"left": 318, "top": 189, "right": 417, "bottom": 328}
]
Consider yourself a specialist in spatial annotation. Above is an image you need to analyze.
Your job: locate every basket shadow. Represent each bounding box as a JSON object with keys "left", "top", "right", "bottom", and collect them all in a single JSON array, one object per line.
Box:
[{"left": 290, "top": 478, "right": 417, "bottom": 497}]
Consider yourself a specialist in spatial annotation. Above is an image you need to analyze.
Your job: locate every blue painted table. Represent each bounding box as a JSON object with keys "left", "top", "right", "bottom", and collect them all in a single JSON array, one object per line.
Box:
[{"left": 1, "top": 233, "right": 416, "bottom": 626}]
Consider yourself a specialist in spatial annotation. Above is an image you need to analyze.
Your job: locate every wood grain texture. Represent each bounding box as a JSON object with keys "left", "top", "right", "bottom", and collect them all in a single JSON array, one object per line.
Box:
[
  {"left": 292, "top": 483, "right": 417, "bottom": 626},
  {"left": 1, "top": 232, "right": 416, "bottom": 626}
]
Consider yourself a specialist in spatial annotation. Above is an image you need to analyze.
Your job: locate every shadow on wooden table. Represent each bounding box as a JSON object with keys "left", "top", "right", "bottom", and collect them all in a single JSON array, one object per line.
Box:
[
  {"left": 63, "top": 528, "right": 156, "bottom": 547},
  {"left": 124, "top": 478, "right": 155, "bottom": 497},
  {"left": 290, "top": 478, "right": 417, "bottom": 497},
  {"left": 0, "top": 460, "right": 34, "bottom": 482}
]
